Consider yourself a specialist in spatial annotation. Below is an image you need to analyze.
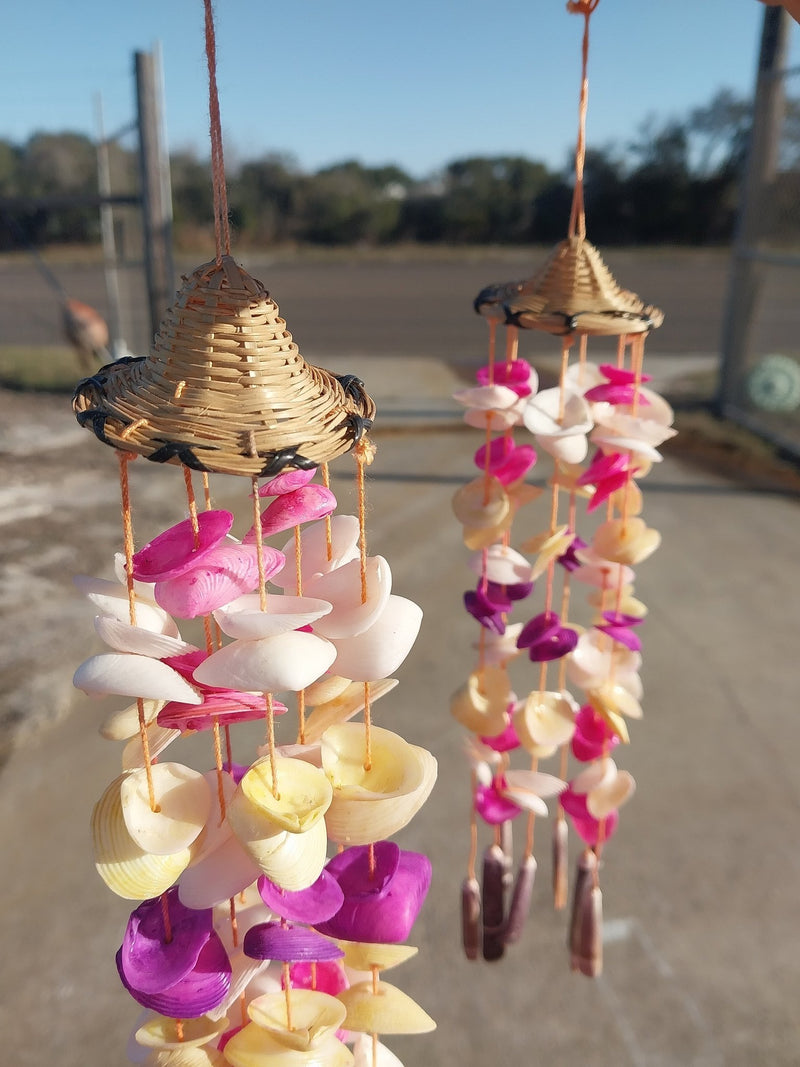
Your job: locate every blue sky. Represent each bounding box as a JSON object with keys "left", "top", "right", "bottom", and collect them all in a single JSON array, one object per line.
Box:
[{"left": 2, "top": 1, "right": 796, "bottom": 176}]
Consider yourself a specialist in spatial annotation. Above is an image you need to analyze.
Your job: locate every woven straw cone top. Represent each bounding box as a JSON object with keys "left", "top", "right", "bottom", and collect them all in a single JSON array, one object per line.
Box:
[
  {"left": 73, "top": 256, "right": 375, "bottom": 478},
  {"left": 503, "top": 237, "right": 664, "bottom": 336}
]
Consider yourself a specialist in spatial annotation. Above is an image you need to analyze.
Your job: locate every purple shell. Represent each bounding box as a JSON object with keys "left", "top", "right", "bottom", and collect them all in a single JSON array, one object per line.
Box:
[
  {"left": 131, "top": 511, "right": 234, "bottom": 583},
  {"left": 464, "top": 588, "right": 506, "bottom": 634},
  {"left": 517, "top": 611, "right": 577, "bottom": 662},
  {"left": 243, "top": 922, "right": 345, "bottom": 963},
  {"left": 118, "top": 891, "right": 213, "bottom": 994},
  {"left": 315, "top": 843, "right": 432, "bottom": 944},
  {"left": 117, "top": 930, "right": 231, "bottom": 1018},
  {"left": 257, "top": 869, "right": 344, "bottom": 925},
  {"left": 556, "top": 535, "right": 587, "bottom": 573}
]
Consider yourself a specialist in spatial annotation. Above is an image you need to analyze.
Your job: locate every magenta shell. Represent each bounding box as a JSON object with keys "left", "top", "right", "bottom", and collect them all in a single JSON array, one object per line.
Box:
[
  {"left": 598, "top": 363, "right": 651, "bottom": 386},
  {"left": 259, "top": 468, "right": 318, "bottom": 497},
  {"left": 257, "top": 869, "right": 344, "bottom": 924},
  {"left": 476, "top": 359, "right": 534, "bottom": 397},
  {"left": 559, "top": 787, "right": 620, "bottom": 846},
  {"left": 475, "top": 781, "right": 521, "bottom": 825},
  {"left": 315, "top": 843, "right": 432, "bottom": 944},
  {"left": 480, "top": 717, "right": 520, "bottom": 753},
  {"left": 571, "top": 705, "right": 620, "bottom": 763},
  {"left": 158, "top": 689, "right": 287, "bottom": 732},
  {"left": 153, "top": 544, "right": 284, "bottom": 619},
  {"left": 290, "top": 960, "right": 348, "bottom": 996},
  {"left": 244, "top": 486, "right": 338, "bottom": 542},
  {"left": 118, "top": 890, "right": 212, "bottom": 994},
  {"left": 117, "top": 930, "right": 232, "bottom": 1018},
  {"left": 243, "top": 922, "right": 345, "bottom": 962},
  {"left": 131, "top": 511, "right": 234, "bottom": 582},
  {"left": 473, "top": 438, "right": 536, "bottom": 485}
]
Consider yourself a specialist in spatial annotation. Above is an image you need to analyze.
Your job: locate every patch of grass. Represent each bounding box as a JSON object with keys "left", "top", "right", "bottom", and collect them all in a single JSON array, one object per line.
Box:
[{"left": 0, "top": 345, "right": 85, "bottom": 392}]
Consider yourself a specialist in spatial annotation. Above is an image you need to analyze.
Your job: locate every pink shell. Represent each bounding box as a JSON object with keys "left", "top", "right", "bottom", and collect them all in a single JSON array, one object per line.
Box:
[
  {"left": 258, "top": 469, "right": 318, "bottom": 497},
  {"left": 153, "top": 545, "right": 284, "bottom": 619},
  {"left": 132, "top": 511, "right": 234, "bottom": 583},
  {"left": 244, "top": 486, "right": 338, "bottom": 542}
]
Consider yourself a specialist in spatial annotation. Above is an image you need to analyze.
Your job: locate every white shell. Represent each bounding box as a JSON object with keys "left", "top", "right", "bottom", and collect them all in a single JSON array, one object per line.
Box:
[
  {"left": 93, "top": 615, "right": 195, "bottom": 658},
  {"left": 523, "top": 389, "right": 593, "bottom": 437},
  {"left": 453, "top": 384, "right": 519, "bottom": 411},
  {"left": 322, "top": 723, "right": 437, "bottom": 845},
  {"left": 330, "top": 596, "right": 422, "bottom": 682},
  {"left": 254, "top": 813, "right": 330, "bottom": 891},
  {"left": 178, "top": 832, "right": 261, "bottom": 909},
  {"left": 514, "top": 690, "right": 576, "bottom": 751},
  {"left": 213, "top": 594, "right": 333, "bottom": 639},
  {"left": 468, "top": 544, "right": 532, "bottom": 586},
  {"left": 120, "top": 762, "right": 212, "bottom": 855},
  {"left": 567, "top": 631, "right": 643, "bottom": 698},
  {"left": 194, "top": 631, "right": 337, "bottom": 693},
  {"left": 304, "top": 674, "right": 352, "bottom": 706},
  {"left": 190, "top": 769, "right": 238, "bottom": 865},
  {"left": 74, "top": 575, "right": 179, "bottom": 637},
  {"left": 352, "top": 1036, "right": 405, "bottom": 1067},
  {"left": 274, "top": 515, "right": 361, "bottom": 590},
  {"left": 536, "top": 430, "right": 589, "bottom": 464},
  {"left": 472, "top": 623, "right": 523, "bottom": 667},
  {"left": 74, "top": 653, "right": 202, "bottom": 703},
  {"left": 463, "top": 406, "right": 521, "bottom": 431},
  {"left": 206, "top": 947, "right": 268, "bottom": 1022},
  {"left": 588, "top": 768, "right": 636, "bottom": 818},
  {"left": 306, "top": 556, "right": 392, "bottom": 639},
  {"left": 503, "top": 768, "right": 566, "bottom": 813}
]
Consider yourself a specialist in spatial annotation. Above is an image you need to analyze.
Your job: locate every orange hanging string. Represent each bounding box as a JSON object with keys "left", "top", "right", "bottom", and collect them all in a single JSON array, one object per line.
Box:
[
  {"left": 251, "top": 476, "right": 279, "bottom": 797},
  {"left": 486, "top": 318, "right": 497, "bottom": 384},
  {"left": 321, "top": 463, "right": 334, "bottom": 562},
  {"left": 117, "top": 451, "right": 157, "bottom": 811},
  {"left": 294, "top": 525, "right": 307, "bottom": 745},
  {"left": 203, "top": 0, "right": 231, "bottom": 261},
  {"left": 567, "top": 0, "right": 599, "bottom": 241}
]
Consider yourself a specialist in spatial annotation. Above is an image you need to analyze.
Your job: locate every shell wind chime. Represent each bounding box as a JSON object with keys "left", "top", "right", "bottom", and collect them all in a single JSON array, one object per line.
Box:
[
  {"left": 71, "top": 5, "right": 436, "bottom": 1064},
  {"left": 451, "top": 0, "right": 673, "bottom": 975}
]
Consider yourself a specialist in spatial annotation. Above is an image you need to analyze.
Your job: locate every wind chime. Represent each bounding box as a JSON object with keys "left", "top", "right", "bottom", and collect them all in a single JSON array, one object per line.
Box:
[
  {"left": 71, "top": 4, "right": 436, "bottom": 1064},
  {"left": 451, "top": 0, "right": 674, "bottom": 975}
]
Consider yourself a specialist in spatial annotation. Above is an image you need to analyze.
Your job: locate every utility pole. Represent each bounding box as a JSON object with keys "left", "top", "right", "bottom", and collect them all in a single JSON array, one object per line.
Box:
[
  {"left": 717, "top": 7, "right": 791, "bottom": 417},
  {"left": 135, "top": 47, "right": 175, "bottom": 347}
]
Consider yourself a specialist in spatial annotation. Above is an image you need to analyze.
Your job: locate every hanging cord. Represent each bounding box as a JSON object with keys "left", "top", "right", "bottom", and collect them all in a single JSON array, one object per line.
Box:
[
  {"left": 204, "top": 0, "right": 231, "bottom": 261},
  {"left": 567, "top": 1, "right": 599, "bottom": 240}
]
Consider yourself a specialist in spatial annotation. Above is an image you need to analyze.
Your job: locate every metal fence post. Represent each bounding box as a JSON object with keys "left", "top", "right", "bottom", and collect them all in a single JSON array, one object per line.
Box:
[
  {"left": 716, "top": 7, "right": 791, "bottom": 418},
  {"left": 135, "top": 49, "right": 175, "bottom": 348}
]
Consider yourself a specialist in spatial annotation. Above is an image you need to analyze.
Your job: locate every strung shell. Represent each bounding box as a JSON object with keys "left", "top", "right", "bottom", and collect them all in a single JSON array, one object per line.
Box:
[
  {"left": 135, "top": 1014, "right": 229, "bottom": 1050},
  {"left": 74, "top": 653, "right": 202, "bottom": 704},
  {"left": 337, "top": 940, "right": 418, "bottom": 973},
  {"left": 321, "top": 723, "right": 438, "bottom": 845},
  {"left": 247, "top": 989, "right": 347, "bottom": 1051},
  {"left": 514, "top": 690, "right": 577, "bottom": 753},
  {"left": 92, "top": 775, "right": 192, "bottom": 900},
  {"left": 592, "top": 517, "right": 661, "bottom": 566},
  {"left": 120, "top": 762, "right": 212, "bottom": 855},
  {"left": 223, "top": 1027, "right": 354, "bottom": 1067},
  {"left": 329, "top": 596, "right": 423, "bottom": 682},
  {"left": 451, "top": 477, "right": 510, "bottom": 530},
  {"left": 304, "top": 674, "right": 353, "bottom": 706},
  {"left": 303, "top": 678, "right": 398, "bottom": 745},
  {"left": 93, "top": 615, "right": 195, "bottom": 658},
  {"left": 338, "top": 980, "right": 436, "bottom": 1035},
  {"left": 231, "top": 756, "right": 333, "bottom": 836},
  {"left": 450, "top": 668, "right": 510, "bottom": 736},
  {"left": 275, "top": 515, "right": 361, "bottom": 590},
  {"left": 193, "top": 630, "right": 337, "bottom": 693},
  {"left": 213, "top": 594, "right": 333, "bottom": 639},
  {"left": 74, "top": 575, "right": 180, "bottom": 637},
  {"left": 142, "top": 1048, "right": 226, "bottom": 1067},
  {"left": 178, "top": 833, "right": 261, "bottom": 910},
  {"left": 121, "top": 723, "right": 180, "bottom": 770},
  {"left": 469, "top": 544, "right": 532, "bottom": 586},
  {"left": 307, "top": 556, "right": 393, "bottom": 640},
  {"left": 234, "top": 801, "right": 330, "bottom": 891},
  {"left": 99, "top": 699, "right": 164, "bottom": 741}
]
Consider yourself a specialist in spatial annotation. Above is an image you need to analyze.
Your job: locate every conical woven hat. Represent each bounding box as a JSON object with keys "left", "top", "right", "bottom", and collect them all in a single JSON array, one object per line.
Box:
[
  {"left": 73, "top": 257, "right": 375, "bottom": 478},
  {"left": 502, "top": 237, "right": 663, "bottom": 336}
]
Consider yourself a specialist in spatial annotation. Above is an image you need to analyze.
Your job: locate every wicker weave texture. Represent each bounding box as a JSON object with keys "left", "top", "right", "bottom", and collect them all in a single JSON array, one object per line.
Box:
[
  {"left": 504, "top": 237, "right": 664, "bottom": 336},
  {"left": 73, "top": 257, "right": 375, "bottom": 477}
]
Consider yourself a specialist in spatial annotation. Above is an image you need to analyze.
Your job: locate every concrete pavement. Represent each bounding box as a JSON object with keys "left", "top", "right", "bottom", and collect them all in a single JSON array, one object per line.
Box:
[{"left": 1, "top": 352, "right": 799, "bottom": 1067}]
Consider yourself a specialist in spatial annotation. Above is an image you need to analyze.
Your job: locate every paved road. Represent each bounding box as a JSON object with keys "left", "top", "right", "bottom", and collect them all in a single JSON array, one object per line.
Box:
[{"left": 1, "top": 258, "right": 799, "bottom": 1066}]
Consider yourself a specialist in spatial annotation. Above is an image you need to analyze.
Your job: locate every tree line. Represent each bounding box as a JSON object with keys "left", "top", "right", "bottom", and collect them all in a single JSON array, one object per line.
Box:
[{"left": 2, "top": 89, "right": 797, "bottom": 251}]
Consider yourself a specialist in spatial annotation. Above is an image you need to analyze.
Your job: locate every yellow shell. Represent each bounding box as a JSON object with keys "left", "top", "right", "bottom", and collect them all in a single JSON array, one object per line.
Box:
[
  {"left": 461, "top": 511, "right": 514, "bottom": 550},
  {"left": 247, "top": 990, "right": 346, "bottom": 1051},
  {"left": 303, "top": 678, "right": 398, "bottom": 746},
  {"left": 449, "top": 667, "right": 510, "bottom": 735},
  {"left": 223, "top": 1026, "right": 354, "bottom": 1067},
  {"left": 92, "top": 775, "right": 191, "bottom": 900},
  {"left": 99, "top": 698, "right": 164, "bottom": 741},
  {"left": 338, "top": 980, "right": 436, "bottom": 1035},
  {"left": 252, "top": 816, "right": 330, "bottom": 892},
  {"left": 304, "top": 675, "right": 353, "bottom": 706},
  {"left": 451, "top": 476, "right": 509, "bottom": 529},
  {"left": 321, "top": 723, "right": 437, "bottom": 845},
  {"left": 514, "top": 691, "right": 576, "bottom": 753},
  {"left": 592, "top": 517, "right": 661, "bottom": 566},
  {"left": 143, "top": 1047, "right": 227, "bottom": 1066},
  {"left": 135, "top": 1014, "right": 229, "bottom": 1050},
  {"left": 230, "top": 757, "right": 333, "bottom": 837},
  {"left": 337, "top": 940, "right": 418, "bottom": 973}
]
